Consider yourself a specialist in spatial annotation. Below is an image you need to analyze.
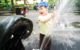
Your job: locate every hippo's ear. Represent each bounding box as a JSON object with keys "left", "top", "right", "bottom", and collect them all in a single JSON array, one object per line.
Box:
[{"left": 0, "top": 16, "right": 33, "bottom": 49}]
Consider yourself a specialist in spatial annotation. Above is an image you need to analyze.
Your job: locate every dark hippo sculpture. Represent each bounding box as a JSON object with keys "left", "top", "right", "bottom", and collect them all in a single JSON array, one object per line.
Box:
[{"left": 0, "top": 16, "right": 33, "bottom": 50}]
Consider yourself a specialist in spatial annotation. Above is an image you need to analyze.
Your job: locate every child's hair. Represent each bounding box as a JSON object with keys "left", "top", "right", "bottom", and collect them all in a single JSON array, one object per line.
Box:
[{"left": 39, "top": 6, "right": 48, "bottom": 8}]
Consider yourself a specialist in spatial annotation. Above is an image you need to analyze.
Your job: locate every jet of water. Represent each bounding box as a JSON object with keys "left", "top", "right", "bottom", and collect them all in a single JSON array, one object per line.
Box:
[{"left": 40, "top": 0, "right": 80, "bottom": 50}]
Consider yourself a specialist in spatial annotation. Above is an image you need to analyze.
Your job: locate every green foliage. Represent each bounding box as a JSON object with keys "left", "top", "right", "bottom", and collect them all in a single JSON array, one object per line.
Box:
[
  {"left": 49, "top": 0, "right": 57, "bottom": 5},
  {"left": 75, "top": 0, "right": 80, "bottom": 14},
  {"left": 0, "top": 0, "right": 12, "bottom": 10},
  {"left": 76, "top": 0, "right": 80, "bottom": 10}
]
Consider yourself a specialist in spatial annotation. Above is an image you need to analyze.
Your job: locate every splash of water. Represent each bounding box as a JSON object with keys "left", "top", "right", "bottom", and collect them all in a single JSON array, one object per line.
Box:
[
  {"left": 40, "top": 0, "right": 80, "bottom": 50},
  {"left": 40, "top": 0, "right": 70, "bottom": 49}
]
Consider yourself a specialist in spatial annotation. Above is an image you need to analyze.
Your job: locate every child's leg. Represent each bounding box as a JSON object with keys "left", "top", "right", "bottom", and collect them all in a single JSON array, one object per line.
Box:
[
  {"left": 40, "top": 33, "right": 45, "bottom": 47},
  {"left": 43, "top": 36, "right": 51, "bottom": 50},
  {"left": 40, "top": 33, "right": 51, "bottom": 50}
]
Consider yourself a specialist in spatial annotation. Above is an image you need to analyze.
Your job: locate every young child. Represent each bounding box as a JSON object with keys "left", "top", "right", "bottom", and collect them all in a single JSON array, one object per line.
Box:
[{"left": 37, "top": 2, "right": 54, "bottom": 50}]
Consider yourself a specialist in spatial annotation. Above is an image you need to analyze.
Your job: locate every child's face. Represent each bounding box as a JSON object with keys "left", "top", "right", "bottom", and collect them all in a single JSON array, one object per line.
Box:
[{"left": 38, "top": 6, "right": 48, "bottom": 15}]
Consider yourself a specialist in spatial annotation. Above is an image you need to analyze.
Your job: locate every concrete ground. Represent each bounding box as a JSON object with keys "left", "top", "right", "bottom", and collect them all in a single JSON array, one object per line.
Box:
[{"left": 22, "top": 10, "right": 80, "bottom": 50}]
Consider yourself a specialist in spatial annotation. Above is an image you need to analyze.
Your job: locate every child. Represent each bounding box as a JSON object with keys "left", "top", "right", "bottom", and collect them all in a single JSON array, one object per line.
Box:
[{"left": 37, "top": 2, "right": 54, "bottom": 50}]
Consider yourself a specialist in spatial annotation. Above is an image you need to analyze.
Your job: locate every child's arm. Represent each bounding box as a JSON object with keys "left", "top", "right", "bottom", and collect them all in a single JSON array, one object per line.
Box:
[{"left": 40, "top": 13, "right": 54, "bottom": 23}]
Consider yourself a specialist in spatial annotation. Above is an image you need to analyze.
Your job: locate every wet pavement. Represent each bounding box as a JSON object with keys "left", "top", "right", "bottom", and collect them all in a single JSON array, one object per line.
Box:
[{"left": 19, "top": 8, "right": 80, "bottom": 50}]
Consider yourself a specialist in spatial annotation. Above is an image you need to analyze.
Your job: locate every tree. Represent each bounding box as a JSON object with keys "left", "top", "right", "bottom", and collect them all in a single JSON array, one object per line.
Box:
[{"left": 24, "top": 0, "right": 26, "bottom": 5}]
